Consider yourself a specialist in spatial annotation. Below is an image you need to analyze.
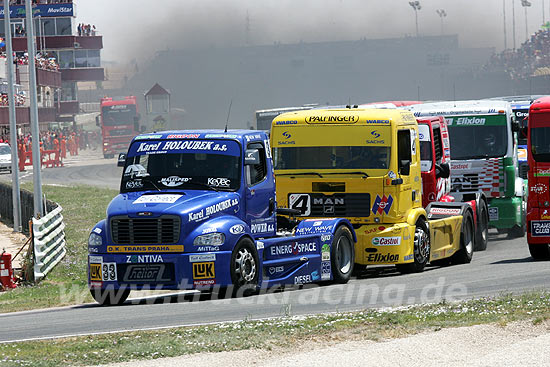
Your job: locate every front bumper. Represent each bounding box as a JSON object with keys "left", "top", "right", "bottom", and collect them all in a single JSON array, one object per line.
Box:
[
  {"left": 487, "top": 196, "right": 524, "bottom": 230},
  {"left": 354, "top": 223, "right": 415, "bottom": 265},
  {"left": 88, "top": 251, "right": 232, "bottom": 290}
]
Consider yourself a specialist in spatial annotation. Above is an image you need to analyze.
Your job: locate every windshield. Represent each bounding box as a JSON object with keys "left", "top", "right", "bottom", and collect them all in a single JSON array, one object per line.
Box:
[
  {"left": 0, "top": 145, "right": 10, "bottom": 155},
  {"left": 514, "top": 108, "right": 529, "bottom": 146},
  {"left": 418, "top": 124, "right": 432, "bottom": 172},
  {"left": 102, "top": 104, "right": 137, "bottom": 127},
  {"left": 531, "top": 127, "right": 550, "bottom": 162},
  {"left": 446, "top": 115, "right": 508, "bottom": 160},
  {"left": 121, "top": 139, "right": 241, "bottom": 192},
  {"left": 273, "top": 146, "right": 390, "bottom": 170}
]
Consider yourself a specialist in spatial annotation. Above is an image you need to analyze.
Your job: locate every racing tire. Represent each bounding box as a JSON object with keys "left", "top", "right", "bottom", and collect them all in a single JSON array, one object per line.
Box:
[
  {"left": 396, "top": 219, "right": 430, "bottom": 274},
  {"left": 90, "top": 287, "right": 130, "bottom": 306},
  {"left": 474, "top": 200, "right": 489, "bottom": 251},
  {"left": 229, "top": 237, "right": 260, "bottom": 297},
  {"left": 507, "top": 224, "right": 526, "bottom": 239},
  {"left": 451, "top": 210, "right": 474, "bottom": 265},
  {"left": 331, "top": 225, "right": 355, "bottom": 283},
  {"left": 528, "top": 243, "right": 550, "bottom": 260}
]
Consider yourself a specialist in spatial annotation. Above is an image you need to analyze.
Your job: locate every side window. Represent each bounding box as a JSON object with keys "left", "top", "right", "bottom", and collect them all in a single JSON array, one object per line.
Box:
[
  {"left": 433, "top": 127, "right": 443, "bottom": 163},
  {"left": 397, "top": 129, "right": 411, "bottom": 176},
  {"left": 247, "top": 142, "right": 267, "bottom": 186}
]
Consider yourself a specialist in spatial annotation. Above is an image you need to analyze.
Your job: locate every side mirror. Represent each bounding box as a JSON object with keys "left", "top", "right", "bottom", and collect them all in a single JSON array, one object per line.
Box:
[
  {"left": 117, "top": 153, "right": 126, "bottom": 167},
  {"left": 512, "top": 121, "right": 520, "bottom": 132},
  {"left": 435, "top": 162, "right": 450, "bottom": 179},
  {"left": 399, "top": 159, "right": 411, "bottom": 176},
  {"left": 245, "top": 149, "right": 260, "bottom": 165},
  {"left": 95, "top": 115, "right": 100, "bottom": 127}
]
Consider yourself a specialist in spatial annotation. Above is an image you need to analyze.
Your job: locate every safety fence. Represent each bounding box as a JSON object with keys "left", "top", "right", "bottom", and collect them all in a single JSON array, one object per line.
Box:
[
  {"left": 32, "top": 205, "right": 66, "bottom": 282},
  {"left": 0, "top": 181, "right": 57, "bottom": 235}
]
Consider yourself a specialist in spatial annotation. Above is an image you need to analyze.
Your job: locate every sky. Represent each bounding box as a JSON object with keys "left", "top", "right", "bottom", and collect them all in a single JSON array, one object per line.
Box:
[{"left": 75, "top": 0, "right": 550, "bottom": 63}]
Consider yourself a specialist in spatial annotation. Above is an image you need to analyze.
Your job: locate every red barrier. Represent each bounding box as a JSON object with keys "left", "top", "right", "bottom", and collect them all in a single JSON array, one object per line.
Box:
[
  {"left": 18, "top": 149, "right": 63, "bottom": 170},
  {"left": 0, "top": 253, "right": 16, "bottom": 290}
]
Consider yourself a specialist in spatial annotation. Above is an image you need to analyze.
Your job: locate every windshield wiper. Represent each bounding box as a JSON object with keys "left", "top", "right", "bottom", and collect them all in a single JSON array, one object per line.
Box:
[
  {"left": 277, "top": 172, "right": 324, "bottom": 178},
  {"left": 138, "top": 176, "right": 162, "bottom": 191},
  {"left": 184, "top": 181, "right": 220, "bottom": 192},
  {"left": 323, "top": 171, "right": 369, "bottom": 177}
]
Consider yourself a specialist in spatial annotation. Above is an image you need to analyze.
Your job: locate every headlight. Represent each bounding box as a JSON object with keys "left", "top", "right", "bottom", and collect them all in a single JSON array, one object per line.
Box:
[
  {"left": 88, "top": 233, "right": 103, "bottom": 247},
  {"left": 193, "top": 232, "right": 225, "bottom": 246}
]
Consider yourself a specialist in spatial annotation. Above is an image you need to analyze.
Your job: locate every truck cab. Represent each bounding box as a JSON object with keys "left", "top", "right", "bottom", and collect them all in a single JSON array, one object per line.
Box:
[
  {"left": 88, "top": 130, "right": 356, "bottom": 305},
  {"left": 271, "top": 108, "right": 474, "bottom": 274}
]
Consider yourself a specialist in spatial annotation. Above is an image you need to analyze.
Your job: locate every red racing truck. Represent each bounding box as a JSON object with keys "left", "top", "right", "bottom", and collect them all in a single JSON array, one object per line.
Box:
[
  {"left": 527, "top": 96, "right": 550, "bottom": 259},
  {"left": 97, "top": 96, "right": 141, "bottom": 159}
]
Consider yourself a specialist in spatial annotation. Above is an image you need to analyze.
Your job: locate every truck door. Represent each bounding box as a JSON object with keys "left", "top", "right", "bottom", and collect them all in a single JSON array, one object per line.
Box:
[
  {"left": 245, "top": 141, "right": 276, "bottom": 238},
  {"left": 394, "top": 129, "right": 413, "bottom": 218}
]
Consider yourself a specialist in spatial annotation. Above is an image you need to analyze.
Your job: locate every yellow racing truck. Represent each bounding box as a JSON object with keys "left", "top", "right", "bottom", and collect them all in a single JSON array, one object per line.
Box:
[{"left": 271, "top": 107, "right": 474, "bottom": 273}]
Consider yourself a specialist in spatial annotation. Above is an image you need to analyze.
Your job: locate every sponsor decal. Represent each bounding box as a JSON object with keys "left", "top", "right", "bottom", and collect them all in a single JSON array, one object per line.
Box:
[
  {"left": 372, "top": 195, "right": 394, "bottom": 215},
  {"left": 450, "top": 162, "right": 471, "bottom": 170},
  {"left": 89, "top": 263, "right": 102, "bottom": 281},
  {"left": 488, "top": 207, "right": 499, "bottom": 221},
  {"left": 371, "top": 237, "right": 401, "bottom": 246},
  {"left": 295, "top": 225, "right": 334, "bottom": 235},
  {"left": 133, "top": 194, "right": 182, "bottom": 204},
  {"left": 364, "top": 226, "right": 386, "bottom": 235},
  {"left": 531, "top": 183, "right": 548, "bottom": 194},
  {"left": 188, "top": 198, "right": 239, "bottom": 222},
  {"left": 202, "top": 227, "right": 217, "bottom": 234},
  {"left": 294, "top": 274, "right": 313, "bottom": 284},
  {"left": 125, "top": 254, "right": 164, "bottom": 263},
  {"left": 535, "top": 168, "right": 550, "bottom": 177},
  {"left": 192, "top": 262, "right": 215, "bottom": 279},
  {"left": 101, "top": 263, "right": 117, "bottom": 281},
  {"left": 313, "top": 221, "right": 323, "bottom": 226},
  {"left": 256, "top": 241, "right": 264, "bottom": 250},
  {"left": 282, "top": 131, "right": 292, "bottom": 139},
  {"left": 305, "top": 115, "right": 359, "bottom": 123},
  {"left": 429, "top": 207, "right": 462, "bottom": 216},
  {"left": 371, "top": 130, "right": 381, "bottom": 139},
  {"left": 275, "top": 120, "right": 298, "bottom": 125},
  {"left": 160, "top": 176, "right": 191, "bottom": 187},
  {"left": 194, "top": 279, "right": 216, "bottom": 286},
  {"left": 311, "top": 270, "right": 320, "bottom": 281},
  {"left": 321, "top": 234, "right": 332, "bottom": 242},
  {"left": 166, "top": 134, "right": 200, "bottom": 139},
  {"left": 251, "top": 222, "right": 274, "bottom": 234},
  {"left": 92, "top": 228, "right": 102, "bottom": 235},
  {"left": 367, "top": 253, "right": 399, "bottom": 262},
  {"left": 321, "top": 243, "right": 331, "bottom": 261},
  {"left": 207, "top": 177, "right": 230, "bottom": 188},
  {"left": 125, "top": 180, "right": 144, "bottom": 189},
  {"left": 270, "top": 241, "right": 317, "bottom": 256},
  {"left": 531, "top": 221, "right": 550, "bottom": 236},
  {"left": 134, "top": 134, "right": 163, "bottom": 140},
  {"left": 107, "top": 245, "right": 184, "bottom": 253},
  {"left": 388, "top": 171, "right": 397, "bottom": 179},
  {"left": 196, "top": 246, "right": 220, "bottom": 252},
  {"left": 428, "top": 192, "right": 436, "bottom": 201},
  {"left": 89, "top": 281, "right": 102, "bottom": 288},
  {"left": 404, "top": 254, "right": 414, "bottom": 261},
  {"left": 365, "top": 119, "right": 390, "bottom": 124},
  {"left": 190, "top": 254, "right": 216, "bottom": 263},
  {"left": 123, "top": 264, "right": 169, "bottom": 282},
  {"left": 456, "top": 117, "right": 486, "bottom": 125},
  {"left": 89, "top": 255, "right": 103, "bottom": 263},
  {"left": 268, "top": 266, "right": 284, "bottom": 275},
  {"left": 204, "top": 134, "right": 238, "bottom": 139},
  {"left": 541, "top": 209, "right": 550, "bottom": 220},
  {"left": 321, "top": 262, "right": 331, "bottom": 280},
  {"left": 229, "top": 224, "right": 245, "bottom": 234}
]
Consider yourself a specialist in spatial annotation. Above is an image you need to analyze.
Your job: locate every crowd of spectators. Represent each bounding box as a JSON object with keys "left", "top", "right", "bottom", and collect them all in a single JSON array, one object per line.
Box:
[
  {"left": 0, "top": 51, "right": 59, "bottom": 71},
  {"left": 483, "top": 28, "right": 550, "bottom": 80},
  {"left": 0, "top": 91, "right": 26, "bottom": 106},
  {"left": 77, "top": 23, "right": 96, "bottom": 37},
  {"left": 9, "top": 0, "right": 72, "bottom": 5}
]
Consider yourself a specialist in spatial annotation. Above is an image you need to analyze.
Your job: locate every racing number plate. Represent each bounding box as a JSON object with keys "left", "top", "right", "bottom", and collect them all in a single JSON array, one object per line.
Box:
[{"left": 289, "top": 194, "right": 311, "bottom": 216}]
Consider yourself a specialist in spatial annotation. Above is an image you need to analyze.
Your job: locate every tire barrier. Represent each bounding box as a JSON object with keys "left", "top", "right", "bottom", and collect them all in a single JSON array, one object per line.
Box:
[{"left": 32, "top": 205, "right": 66, "bottom": 282}]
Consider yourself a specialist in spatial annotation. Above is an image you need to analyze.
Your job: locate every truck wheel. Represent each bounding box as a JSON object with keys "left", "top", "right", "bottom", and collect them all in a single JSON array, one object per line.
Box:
[
  {"left": 230, "top": 237, "right": 260, "bottom": 296},
  {"left": 331, "top": 225, "right": 355, "bottom": 283},
  {"left": 474, "top": 200, "right": 489, "bottom": 251},
  {"left": 452, "top": 210, "right": 474, "bottom": 264},
  {"left": 90, "top": 287, "right": 130, "bottom": 306},
  {"left": 396, "top": 219, "right": 430, "bottom": 274},
  {"left": 507, "top": 224, "right": 526, "bottom": 239},
  {"left": 529, "top": 244, "right": 550, "bottom": 260}
]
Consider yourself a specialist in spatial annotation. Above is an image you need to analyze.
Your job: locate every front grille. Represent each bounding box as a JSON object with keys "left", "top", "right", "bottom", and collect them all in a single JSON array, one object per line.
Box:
[
  {"left": 111, "top": 216, "right": 180, "bottom": 244},
  {"left": 452, "top": 173, "right": 480, "bottom": 192},
  {"left": 309, "top": 193, "right": 370, "bottom": 217},
  {"left": 519, "top": 163, "right": 528, "bottom": 179}
]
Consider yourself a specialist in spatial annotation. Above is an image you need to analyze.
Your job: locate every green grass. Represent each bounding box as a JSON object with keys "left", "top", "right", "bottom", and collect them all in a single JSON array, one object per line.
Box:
[
  {"left": 0, "top": 184, "right": 118, "bottom": 313},
  {"left": 1, "top": 291, "right": 550, "bottom": 367}
]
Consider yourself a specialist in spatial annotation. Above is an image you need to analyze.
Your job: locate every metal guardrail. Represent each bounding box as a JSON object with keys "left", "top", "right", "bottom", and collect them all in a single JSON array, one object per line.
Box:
[{"left": 32, "top": 205, "right": 66, "bottom": 282}]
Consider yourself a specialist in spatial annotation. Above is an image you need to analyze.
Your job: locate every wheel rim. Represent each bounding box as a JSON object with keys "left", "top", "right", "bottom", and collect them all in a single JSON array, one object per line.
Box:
[
  {"left": 414, "top": 225, "right": 430, "bottom": 263},
  {"left": 480, "top": 208, "right": 488, "bottom": 243},
  {"left": 336, "top": 235, "right": 352, "bottom": 274},
  {"left": 234, "top": 247, "right": 256, "bottom": 284},
  {"left": 464, "top": 219, "right": 474, "bottom": 255}
]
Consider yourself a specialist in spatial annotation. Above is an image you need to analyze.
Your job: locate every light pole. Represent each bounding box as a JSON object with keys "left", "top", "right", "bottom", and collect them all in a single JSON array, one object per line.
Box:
[
  {"left": 521, "top": 0, "right": 532, "bottom": 41},
  {"left": 503, "top": 0, "right": 507, "bottom": 49},
  {"left": 409, "top": 1, "right": 421, "bottom": 37},
  {"left": 436, "top": 9, "right": 447, "bottom": 35}
]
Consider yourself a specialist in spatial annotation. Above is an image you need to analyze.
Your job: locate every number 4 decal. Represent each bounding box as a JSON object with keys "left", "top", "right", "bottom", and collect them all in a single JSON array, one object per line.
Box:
[{"left": 289, "top": 194, "right": 311, "bottom": 216}]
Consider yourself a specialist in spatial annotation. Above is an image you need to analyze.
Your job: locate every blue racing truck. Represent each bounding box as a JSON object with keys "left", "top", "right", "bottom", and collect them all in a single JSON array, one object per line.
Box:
[{"left": 87, "top": 130, "right": 356, "bottom": 305}]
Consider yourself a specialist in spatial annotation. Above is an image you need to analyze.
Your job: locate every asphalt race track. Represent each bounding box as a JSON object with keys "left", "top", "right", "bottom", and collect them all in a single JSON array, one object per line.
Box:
[{"left": 0, "top": 154, "right": 548, "bottom": 342}]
